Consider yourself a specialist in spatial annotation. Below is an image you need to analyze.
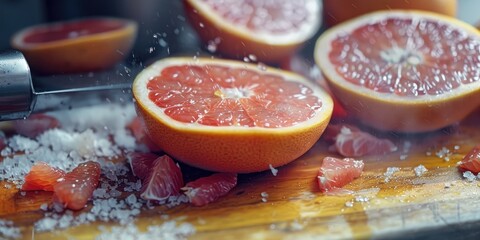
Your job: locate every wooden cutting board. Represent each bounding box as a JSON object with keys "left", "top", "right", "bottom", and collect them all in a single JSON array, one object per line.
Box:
[{"left": 1, "top": 109, "right": 480, "bottom": 239}]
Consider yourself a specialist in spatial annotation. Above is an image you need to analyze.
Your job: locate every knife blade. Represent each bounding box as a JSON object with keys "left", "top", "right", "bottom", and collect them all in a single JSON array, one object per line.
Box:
[{"left": 0, "top": 50, "right": 141, "bottom": 121}]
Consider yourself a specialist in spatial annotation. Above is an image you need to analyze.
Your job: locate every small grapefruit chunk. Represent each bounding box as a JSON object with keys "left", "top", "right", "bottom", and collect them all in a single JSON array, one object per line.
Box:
[
  {"left": 127, "top": 152, "right": 158, "bottom": 180},
  {"left": 14, "top": 114, "right": 60, "bottom": 138},
  {"left": 140, "top": 155, "right": 184, "bottom": 201},
  {"left": 317, "top": 157, "right": 364, "bottom": 193},
  {"left": 22, "top": 162, "right": 66, "bottom": 191},
  {"left": 332, "top": 126, "right": 398, "bottom": 157},
  {"left": 53, "top": 161, "right": 101, "bottom": 210},
  {"left": 183, "top": 173, "right": 238, "bottom": 207},
  {"left": 458, "top": 145, "right": 480, "bottom": 174}
]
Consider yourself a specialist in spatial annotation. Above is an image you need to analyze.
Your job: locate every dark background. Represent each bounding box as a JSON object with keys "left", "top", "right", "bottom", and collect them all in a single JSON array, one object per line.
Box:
[{"left": 0, "top": 0, "right": 478, "bottom": 65}]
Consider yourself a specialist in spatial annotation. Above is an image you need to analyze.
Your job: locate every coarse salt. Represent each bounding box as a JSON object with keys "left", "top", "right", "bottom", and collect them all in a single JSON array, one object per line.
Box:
[
  {"left": 413, "top": 165, "right": 428, "bottom": 177},
  {"left": 384, "top": 167, "right": 400, "bottom": 183},
  {"left": 269, "top": 164, "right": 278, "bottom": 176}
]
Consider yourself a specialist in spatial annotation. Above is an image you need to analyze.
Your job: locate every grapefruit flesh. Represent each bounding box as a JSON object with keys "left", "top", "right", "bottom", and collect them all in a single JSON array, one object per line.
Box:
[
  {"left": 315, "top": 10, "right": 480, "bottom": 132},
  {"left": 13, "top": 114, "right": 60, "bottom": 139},
  {"left": 127, "top": 152, "right": 159, "bottom": 180},
  {"left": 11, "top": 17, "right": 137, "bottom": 74},
  {"left": 22, "top": 162, "right": 66, "bottom": 192},
  {"left": 133, "top": 57, "right": 333, "bottom": 173},
  {"left": 458, "top": 145, "right": 480, "bottom": 174},
  {"left": 184, "top": 0, "right": 322, "bottom": 63},
  {"left": 53, "top": 161, "right": 101, "bottom": 210},
  {"left": 332, "top": 126, "right": 397, "bottom": 157},
  {"left": 140, "top": 155, "right": 184, "bottom": 201},
  {"left": 317, "top": 157, "right": 364, "bottom": 193},
  {"left": 183, "top": 172, "right": 238, "bottom": 207}
]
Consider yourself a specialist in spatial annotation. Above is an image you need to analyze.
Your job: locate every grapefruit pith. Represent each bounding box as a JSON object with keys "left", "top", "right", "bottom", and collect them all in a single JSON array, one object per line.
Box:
[
  {"left": 11, "top": 17, "right": 137, "bottom": 74},
  {"left": 183, "top": 0, "right": 322, "bottom": 63},
  {"left": 132, "top": 57, "right": 333, "bottom": 173},
  {"left": 315, "top": 10, "right": 480, "bottom": 133}
]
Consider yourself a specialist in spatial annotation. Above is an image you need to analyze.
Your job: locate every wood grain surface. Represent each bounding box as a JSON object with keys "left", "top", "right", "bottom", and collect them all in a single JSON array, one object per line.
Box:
[{"left": 1, "top": 108, "right": 480, "bottom": 239}]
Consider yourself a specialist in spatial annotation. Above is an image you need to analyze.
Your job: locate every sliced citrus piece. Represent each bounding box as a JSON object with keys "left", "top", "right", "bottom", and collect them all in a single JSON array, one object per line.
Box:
[
  {"left": 53, "top": 161, "right": 101, "bottom": 210},
  {"left": 458, "top": 145, "right": 480, "bottom": 174},
  {"left": 22, "top": 162, "right": 66, "bottom": 191},
  {"left": 323, "top": 0, "right": 457, "bottom": 27},
  {"left": 331, "top": 126, "right": 397, "bottom": 157},
  {"left": 11, "top": 17, "right": 137, "bottom": 74},
  {"left": 317, "top": 156, "right": 364, "bottom": 193},
  {"left": 315, "top": 10, "right": 480, "bottom": 133},
  {"left": 13, "top": 113, "right": 60, "bottom": 139},
  {"left": 140, "top": 155, "right": 184, "bottom": 201},
  {"left": 126, "top": 152, "right": 159, "bottom": 180},
  {"left": 182, "top": 172, "right": 238, "bottom": 207},
  {"left": 183, "top": 0, "right": 322, "bottom": 63},
  {"left": 132, "top": 57, "right": 333, "bottom": 173}
]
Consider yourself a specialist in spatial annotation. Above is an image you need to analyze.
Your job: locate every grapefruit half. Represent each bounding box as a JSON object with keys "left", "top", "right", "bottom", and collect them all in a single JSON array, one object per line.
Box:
[
  {"left": 315, "top": 10, "right": 480, "bottom": 133},
  {"left": 132, "top": 57, "right": 333, "bottom": 173},
  {"left": 11, "top": 17, "right": 137, "bottom": 74},
  {"left": 183, "top": 0, "right": 322, "bottom": 63}
]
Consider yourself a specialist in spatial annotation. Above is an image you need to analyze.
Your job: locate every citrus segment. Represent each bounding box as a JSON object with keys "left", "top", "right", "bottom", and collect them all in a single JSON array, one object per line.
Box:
[
  {"left": 315, "top": 10, "right": 480, "bottom": 132},
  {"left": 13, "top": 114, "right": 60, "bottom": 139},
  {"left": 140, "top": 155, "right": 184, "bottom": 201},
  {"left": 22, "top": 162, "right": 66, "bottom": 192},
  {"left": 183, "top": 173, "right": 238, "bottom": 207},
  {"left": 317, "top": 157, "right": 364, "bottom": 193},
  {"left": 133, "top": 57, "right": 333, "bottom": 173},
  {"left": 53, "top": 161, "right": 101, "bottom": 210},
  {"left": 458, "top": 145, "right": 480, "bottom": 174},
  {"left": 11, "top": 17, "right": 137, "bottom": 74},
  {"left": 127, "top": 152, "right": 158, "bottom": 180},
  {"left": 184, "top": 0, "right": 322, "bottom": 63},
  {"left": 332, "top": 126, "right": 397, "bottom": 157}
]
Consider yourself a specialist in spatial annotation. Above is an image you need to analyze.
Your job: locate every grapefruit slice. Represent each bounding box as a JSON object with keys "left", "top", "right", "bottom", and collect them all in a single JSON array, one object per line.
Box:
[
  {"left": 183, "top": 0, "right": 322, "bottom": 63},
  {"left": 13, "top": 113, "right": 60, "bottom": 139},
  {"left": 53, "top": 161, "right": 101, "bottom": 210},
  {"left": 132, "top": 57, "right": 333, "bottom": 173},
  {"left": 458, "top": 145, "right": 480, "bottom": 174},
  {"left": 140, "top": 155, "right": 184, "bottom": 201},
  {"left": 182, "top": 173, "right": 238, "bottom": 207},
  {"left": 11, "top": 17, "right": 137, "bottom": 74},
  {"left": 317, "top": 157, "right": 364, "bottom": 193},
  {"left": 22, "top": 162, "right": 66, "bottom": 191},
  {"left": 126, "top": 152, "right": 159, "bottom": 180},
  {"left": 315, "top": 10, "right": 480, "bottom": 133},
  {"left": 331, "top": 126, "right": 397, "bottom": 157}
]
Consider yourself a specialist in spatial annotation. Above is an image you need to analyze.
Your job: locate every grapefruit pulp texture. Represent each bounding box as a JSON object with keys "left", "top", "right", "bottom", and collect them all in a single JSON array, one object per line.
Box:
[
  {"left": 315, "top": 10, "right": 480, "bottom": 133},
  {"left": 323, "top": 0, "right": 457, "bottom": 27},
  {"left": 133, "top": 57, "right": 333, "bottom": 173},
  {"left": 183, "top": 0, "right": 322, "bottom": 63},
  {"left": 11, "top": 18, "right": 137, "bottom": 74}
]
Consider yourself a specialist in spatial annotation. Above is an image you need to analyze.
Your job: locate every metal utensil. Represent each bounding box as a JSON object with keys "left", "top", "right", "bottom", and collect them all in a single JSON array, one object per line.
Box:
[{"left": 0, "top": 50, "right": 137, "bottom": 121}]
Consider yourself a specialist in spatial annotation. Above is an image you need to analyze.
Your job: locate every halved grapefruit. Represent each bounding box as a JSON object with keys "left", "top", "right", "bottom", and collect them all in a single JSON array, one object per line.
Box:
[
  {"left": 132, "top": 57, "right": 333, "bottom": 173},
  {"left": 315, "top": 10, "right": 480, "bottom": 133},
  {"left": 11, "top": 17, "right": 137, "bottom": 74},
  {"left": 183, "top": 0, "right": 322, "bottom": 63}
]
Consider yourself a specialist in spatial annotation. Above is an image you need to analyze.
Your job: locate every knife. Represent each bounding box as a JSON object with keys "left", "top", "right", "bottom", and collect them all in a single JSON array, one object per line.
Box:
[{"left": 0, "top": 50, "right": 139, "bottom": 121}]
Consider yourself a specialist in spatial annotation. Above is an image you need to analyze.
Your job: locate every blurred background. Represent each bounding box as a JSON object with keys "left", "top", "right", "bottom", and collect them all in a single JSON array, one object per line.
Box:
[{"left": 0, "top": 0, "right": 479, "bottom": 65}]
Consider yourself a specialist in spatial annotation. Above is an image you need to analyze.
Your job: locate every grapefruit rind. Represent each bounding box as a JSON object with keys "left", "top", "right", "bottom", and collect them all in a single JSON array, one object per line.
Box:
[
  {"left": 315, "top": 10, "right": 480, "bottom": 133},
  {"left": 11, "top": 17, "right": 138, "bottom": 74},
  {"left": 184, "top": 0, "right": 322, "bottom": 63},
  {"left": 133, "top": 57, "right": 333, "bottom": 173}
]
